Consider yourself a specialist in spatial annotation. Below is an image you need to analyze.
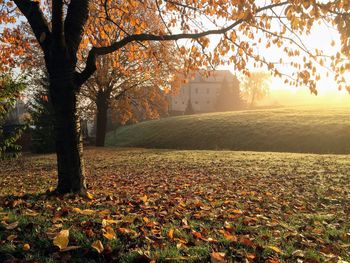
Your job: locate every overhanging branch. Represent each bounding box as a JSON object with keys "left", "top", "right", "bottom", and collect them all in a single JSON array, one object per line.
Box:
[{"left": 76, "top": 1, "right": 288, "bottom": 86}]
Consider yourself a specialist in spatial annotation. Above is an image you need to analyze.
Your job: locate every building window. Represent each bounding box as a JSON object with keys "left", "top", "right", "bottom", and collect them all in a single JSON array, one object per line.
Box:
[
  {"left": 195, "top": 88, "right": 198, "bottom": 94},
  {"left": 174, "top": 101, "right": 177, "bottom": 104},
  {"left": 182, "top": 101, "right": 185, "bottom": 104},
  {"left": 207, "top": 101, "right": 210, "bottom": 104},
  {"left": 195, "top": 101, "right": 198, "bottom": 104}
]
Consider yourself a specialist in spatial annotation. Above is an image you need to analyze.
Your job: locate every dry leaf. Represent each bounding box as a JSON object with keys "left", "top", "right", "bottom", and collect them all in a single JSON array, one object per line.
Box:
[
  {"left": 267, "top": 246, "right": 282, "bottom": 254},
  {"left": 60, "top": 246, "right": 81, "bottom": 252},
  {"left": 192, "top": 231, "right": 203, "bottom": 239},
  {"left": 53, "top": 229, "right": 69, "bottom": 250},
  {"left": 102, "top": 219, "right": 119, "bottom": 227},
  {"left": 72, "top": 207, "right": 95, "bottom": 215},
  {"left": 141, "top": 195, "right": 148, "bottom": 203},
  {"left": 292, "top": 250, "right": 305, "bottom": 258},
  {"left": 86, "top": 192, "right": 94, "bottom": 200},
  {"left": 210, "top": 252, "right": 226, "bottom": 263},
  {"left": 168, "top": 228, "right": 174, "bottom": 239},
  {"left": 91, "top": 240, "right": 104, "bottom": 253},
  {"left": 7, "top": 235, "right": 17, "bottom": 241},
  {"left": 23, "top": 244, "right": 30, "bottom": 251},
  {"left": 103, "top": 226, "right": 116, "bottom": 240},
  {"left": 5, "top": 221, "right": 19, "bottom": 230}
]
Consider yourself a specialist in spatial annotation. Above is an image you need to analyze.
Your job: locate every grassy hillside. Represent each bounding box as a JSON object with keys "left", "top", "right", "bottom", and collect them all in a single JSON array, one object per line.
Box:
[{"left": 106, "top": 106, "right": 350, "bottom": 154}]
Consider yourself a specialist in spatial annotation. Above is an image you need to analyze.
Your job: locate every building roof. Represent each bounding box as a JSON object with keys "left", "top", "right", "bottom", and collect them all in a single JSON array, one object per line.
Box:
[{"left": 186, "top": 70, "right": 238, "bottom": 84}]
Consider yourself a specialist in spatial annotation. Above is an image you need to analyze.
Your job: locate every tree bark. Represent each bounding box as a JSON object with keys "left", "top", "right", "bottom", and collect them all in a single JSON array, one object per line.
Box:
[
  {"left": 95, "top": 91, "right": 109, "bottom": 147},
  {"left": 49, "top": 53, "right": 87, "bottom": 194}
]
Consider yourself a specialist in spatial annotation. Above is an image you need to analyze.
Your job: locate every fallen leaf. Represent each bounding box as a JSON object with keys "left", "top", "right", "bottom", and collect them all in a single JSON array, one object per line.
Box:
[
  {"left": 192, "top": 231, "right": 203, "bottom": 239},
  {"left": 267, "top": 246, "right": 282, "bottom": 254},
  {"left": 103, "top": 226, "right": 116, "bottom": 240},
  {"left": 60, "top": 246, "right": 81, "bottom": 252},
  {"left": 239, "top": 236, "right": 255, "bottom": 247},
  {"left": 23, "top": 244, "right": 30, "bottom": 251},
  {"left": 7, "top": 235, "right": 17, "bottom": 241},
  {"left": 292, "top": 250, "right": 305, "bottom": 258},
  {"left": 141, "top": 195, "right": 148, "bottom": 203},
  {"left": 86, "top": 192, "right": 94, "bottom": 200},
  {"left": 5, "top": 221, "right": 19, "bottom": 230},
  {"left": 210, "top": 252, "right": 226, "bottom": 263},
  {"left": 53, "top": 229, "right": 69, "bottom": 250},
  {"left": 91, "top": 240, "right": 104, "bottom": 253},
  {"left": 168, "top": 228, "right": 174, "bottom": 239},
  {"left": 72, "top": 208, "right": 95, "bottom": 215},
  {"left": 246, "top": 253, "right": 256, "bottom": 260},
  {"left": 102, "top": 219, "right": 119, "bottom": 227}
]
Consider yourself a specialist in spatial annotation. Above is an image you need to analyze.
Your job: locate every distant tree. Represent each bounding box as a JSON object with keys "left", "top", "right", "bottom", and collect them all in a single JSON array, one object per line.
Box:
[
  {"left": 184, "top": 99, "right": 195, "bottom": 115},
  {"left": 241, "top": 72, "right": 271, "bottom": 108},
  {"left": 29, "top": 74, "right": 55, "bottom": 153},
  {"left": 79, "top": 4, "right": 181, "bottom": 147},
  {"left": 216, "top": 78, "right": 244, "bottom": 111},
  {"left": 0, "top": 73, "right": 26, "bottom": 159}
]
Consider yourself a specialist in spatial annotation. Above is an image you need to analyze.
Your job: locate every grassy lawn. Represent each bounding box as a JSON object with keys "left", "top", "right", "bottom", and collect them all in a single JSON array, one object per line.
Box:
[
  {"left": 106, "top": 106, "right": 350, "bottom": 154},
  {"left": 0, "top": 147, "right": 349, "bottom": 262}
]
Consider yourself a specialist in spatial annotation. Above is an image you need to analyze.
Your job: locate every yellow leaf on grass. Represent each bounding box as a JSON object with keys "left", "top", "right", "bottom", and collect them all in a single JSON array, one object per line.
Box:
[
  {"left": 103, "top": 226, "right": 116, "bottom": 240},
  {"left": 72, "top": 207, "right": 95, "bottom": 215},
  {"left": 168, "top": 229, "right": 174, "bottom": 239},
  {"left": 81, "top": 209, "right": 95, "bottom": 215},
  {"left": 86, "top": 192, "right": 94, "bottom": 200},
  {"left": 102, "top": 219, "right": 119, "bottom": 227},
  {"left": 141, "top": 195, "right": 148, "bottom": 203},
  {"left": 23, "top": 244, "right": 30, "bottom": 251},
  {"left": 53, "top": 229, "right": 69, "bottom": 250},
  {"left": 91, "top": 240, "right": 104, "bottom": 253},
  {"left": 267, "top": 246, "right": 283, "bottom": 254}
]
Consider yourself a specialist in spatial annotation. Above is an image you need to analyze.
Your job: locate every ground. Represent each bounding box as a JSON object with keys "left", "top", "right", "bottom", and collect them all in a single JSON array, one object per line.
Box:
[
  {"left": 0, "top": 148, "right": 350, "bottom": 262},
  {"left": 106, "top": 106, "right": 350, "bottom": 154}
]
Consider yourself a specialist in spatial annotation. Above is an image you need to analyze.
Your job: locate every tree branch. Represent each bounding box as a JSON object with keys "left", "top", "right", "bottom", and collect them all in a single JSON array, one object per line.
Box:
[
  {"left": 13, "top": 0, "right": 51, "bottom": 50},
  {"left": 76, "top": 1, "right": 288, "bottom": 86},
  {"left": 64, "top": 0, "right": 89, "bottom": 53},
  {"left": 52, "top": 0, "right": 64, "bottom": 47}
]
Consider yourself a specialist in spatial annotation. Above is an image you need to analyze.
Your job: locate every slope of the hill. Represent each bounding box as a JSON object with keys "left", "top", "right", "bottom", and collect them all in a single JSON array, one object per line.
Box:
[{"left": 106, "top": 106, "right": 350, "bottom": 154}]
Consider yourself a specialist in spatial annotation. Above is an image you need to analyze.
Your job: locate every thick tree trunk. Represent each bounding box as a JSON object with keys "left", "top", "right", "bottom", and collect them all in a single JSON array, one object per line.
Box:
[
  {"left": 95, "top": 91, "right": 109, "bottom": 147},
  {"left": 49, "top": 54, "right": 87, "bottom": 194}
]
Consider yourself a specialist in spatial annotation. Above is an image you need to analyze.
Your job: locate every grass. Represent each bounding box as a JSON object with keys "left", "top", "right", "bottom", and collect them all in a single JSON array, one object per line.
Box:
[
  {"left": 0, "top": 147, "right": 349, "bottom": 262},
  {"left": 106, "top": 106, "right": 350, "bottom": 154}
]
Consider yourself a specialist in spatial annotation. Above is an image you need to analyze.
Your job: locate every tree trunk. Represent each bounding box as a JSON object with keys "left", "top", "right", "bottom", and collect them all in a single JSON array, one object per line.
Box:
[
  {"left": 250, "top": 91, "right": 256, "bottom": 108},
  {"left": 49, "top": 54, "right": 87, "bottom": 194},
  {"left": 95, "top": 91, "right": 109, "bottom": 147}
]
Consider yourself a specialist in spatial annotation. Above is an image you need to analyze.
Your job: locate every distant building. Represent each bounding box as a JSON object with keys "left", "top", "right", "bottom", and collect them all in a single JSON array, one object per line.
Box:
[
  {"left": 5, "top": 99, "right": 28, "bottom": 125},
  {"left": 170, "top": 70, "right": 241, "bottom": 114}
]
